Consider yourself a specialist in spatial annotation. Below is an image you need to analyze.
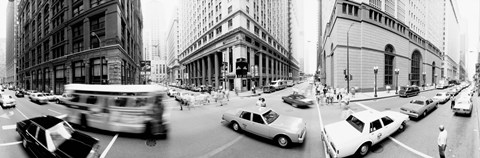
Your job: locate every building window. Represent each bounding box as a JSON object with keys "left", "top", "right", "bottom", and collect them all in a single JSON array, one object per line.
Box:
[
  {"left": 73, "top": 61, "right": 85, "bottom": 83},
  {"left": 247, "top": 20, "right": 250, "bottom": 29},
  {"left": 90, "top": 14, "right": 105, "bottom": 48},
  {"left": 72, "top": 2, "right": 84, "bottom": 17},
  {"left": 246, "top": 6, "right": 249, "bottom": 14},
  {"left": 91, "top": 0, "right": 107, "bottom": 8},
  {"left": 254, "top": 26, "right": 259, "bottom": 35},
  {"left": 90, "top": 57, "right": 108, "bottom": 84},
  {"left": 216, "top": 26, "right": 222, "bottom": 34},
  {"left": 384, "top": 54, "right": 394, "bottom": 86},
  {"left": 228, "top": 6, "right": 232, "bottom": 13},
  {"left": 72, "top": 23, "right": 83, "bottom": 53},
  {"left": 410, "top": 51, "right": 421, "bottom": 86},
  {"left": 228, "top": 19, "right": 233, "bottom": 28},
  {"left": 54, "top": 65, "right": 65, "bottom": 94},
  {"left": 44, "top": 41, "right": 50, "bottom": 61}
]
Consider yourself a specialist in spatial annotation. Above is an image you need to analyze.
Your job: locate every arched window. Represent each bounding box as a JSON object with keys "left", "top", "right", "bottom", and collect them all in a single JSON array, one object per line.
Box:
[
  {"left": 384, "top": 45, "right": 395, "bottom": 85},
  {"left": 410, "top": 51, "right": 422, "bottom": 86}
]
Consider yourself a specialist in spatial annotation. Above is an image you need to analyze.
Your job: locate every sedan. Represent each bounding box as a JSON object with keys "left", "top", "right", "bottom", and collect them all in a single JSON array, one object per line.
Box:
[
  {"left": 432, "top": 92, "right": 450, "bottom": 104},
  {"left": 0, "top": 94, "right": 16, "bottom": 108},
  {"left": 452, "top": 96, "right": 473, "bottom": 116},
  {"left": 43, "top": 93, "right": 56, "bottom": 101},
  {"left": 30, "top": 93, "right": 49, "bottom": 104},
  {"left": 323, "top": 110, "right": 409, "bottom": 157},
  {"left": 282, "top": 94, "right": 314, "bottom": 107},
  {"left": 222, "top": 107, "right": 307, "bottom": 148},
  {"left": 16, "top": 115, "right": 100, "bottom": 158},
  {"left": 400, "top": 98, "right": 438, "bottom": 119},
  {"left": 15, "top": 91, "right": 25, "bottom": 97}
]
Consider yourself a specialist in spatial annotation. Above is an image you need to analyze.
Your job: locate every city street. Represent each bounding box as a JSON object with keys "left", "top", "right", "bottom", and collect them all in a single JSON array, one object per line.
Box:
[
  {"left": 0, "top": 82, "right": 325, "bottom": 158},
  {"left": 319, "top": 86, "right": 480, "bottom": 158}
]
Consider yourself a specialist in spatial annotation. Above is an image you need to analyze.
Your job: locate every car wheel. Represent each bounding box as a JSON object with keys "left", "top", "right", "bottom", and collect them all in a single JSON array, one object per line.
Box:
[
  {"left": 423, "top": 111, "right": 427, "bottom": 117},
  {"left": 356, "top": 143, "right": 370, "bottom": 156},
  {"left": 56, "top": 99, "right": 60, "bottom": 104},
  {"left": 276, "top": 135, "right": 290, "bottom": 148},
  {"left": 22, "top": 138, "right": 27, "bottom": 148},
  {"left": 232, "top": 122, "right": 241, "bottom": 132},
  {"left": 292, "top": 103, "right": 298, "bottom": 108},
  {"left": 398, "top": 121, "right": 406, "bottom": 132}
]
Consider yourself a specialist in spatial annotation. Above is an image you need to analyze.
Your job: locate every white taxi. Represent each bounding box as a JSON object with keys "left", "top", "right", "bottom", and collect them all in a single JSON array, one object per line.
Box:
[
  {"left": 323, "top": 110, "right": 409, "bottom": 157},
  {"left": 452, "top": 96, "right": 473, "bottom": 116}
]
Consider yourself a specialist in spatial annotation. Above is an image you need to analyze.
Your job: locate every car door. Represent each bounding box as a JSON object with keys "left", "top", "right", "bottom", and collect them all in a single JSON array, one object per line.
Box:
[
  {"left": 380, "top": 116, "right": 396, "bottom": 136},
  {"left": 238, "top": 111, "right": 252, "bottom": 132},
  {"left": 250, "top": 113, "right": 270, "bottom": 138},
  {"left": 369, "top": 119, "right": 386, "bottom": 144},
  {"left": 33, "top": 128, "right": 54, "bottom": 157}
]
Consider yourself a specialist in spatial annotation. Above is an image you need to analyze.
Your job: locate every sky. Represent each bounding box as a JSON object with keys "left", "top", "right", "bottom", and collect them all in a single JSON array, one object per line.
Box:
[
  {"left": 457, "top": 0, "right": 480, "bottom": 80},
  {"left": 0, "top": 0, "right": 7, "bottom": 39}
]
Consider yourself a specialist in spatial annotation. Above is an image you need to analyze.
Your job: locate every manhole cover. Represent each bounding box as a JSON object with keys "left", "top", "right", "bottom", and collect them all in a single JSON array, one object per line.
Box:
[{"left": 146, "top": 139, "right": 157, "bottom": 147}]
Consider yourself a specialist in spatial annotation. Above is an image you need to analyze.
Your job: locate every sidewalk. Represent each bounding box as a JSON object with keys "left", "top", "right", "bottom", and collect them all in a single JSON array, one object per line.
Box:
[{"left": 324, "top": 86, "right": 438, "bottom": 103}]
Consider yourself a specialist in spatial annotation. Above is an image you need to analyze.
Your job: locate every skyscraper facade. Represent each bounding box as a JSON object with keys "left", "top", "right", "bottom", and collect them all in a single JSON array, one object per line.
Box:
[
  {"left": 166, "top": 8, "right": 180, "bottom": 84},
  {"left": 16, "top": 0, "right": 143, "bottom": 94},
  {"left": 6, "top": 0, "right": 19, "bottom": 86},
  {"left": 178, "top": 0, "right": 300, "bottom": 91}
]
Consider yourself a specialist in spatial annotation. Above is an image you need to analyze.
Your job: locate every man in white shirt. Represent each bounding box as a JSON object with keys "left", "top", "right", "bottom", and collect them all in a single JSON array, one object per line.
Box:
[{"left": 437, "top": 125, "right": 447, "bottom": 158}]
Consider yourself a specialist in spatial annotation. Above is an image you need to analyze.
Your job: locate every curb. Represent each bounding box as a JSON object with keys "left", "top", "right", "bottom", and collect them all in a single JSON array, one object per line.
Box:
[{"left": 329, "top": 88, "right": 437, "bottom": 103}]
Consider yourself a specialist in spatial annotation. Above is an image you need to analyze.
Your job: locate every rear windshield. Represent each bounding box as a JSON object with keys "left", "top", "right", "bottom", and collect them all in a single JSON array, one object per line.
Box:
[
  {"left": 346, "top": 115, "right": 364, "bottom": 133},
  {"left": 410, "top": 100, "right": 424, "bottom": 105}
]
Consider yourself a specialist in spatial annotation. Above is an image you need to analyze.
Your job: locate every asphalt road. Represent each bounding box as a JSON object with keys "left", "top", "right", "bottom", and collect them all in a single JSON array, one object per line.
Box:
[
  {"left": 319, "top": 86, "right": 480, "bottom": 158},
  {"left": 0, "top": 82, "right": 325, "bottom": 158}
]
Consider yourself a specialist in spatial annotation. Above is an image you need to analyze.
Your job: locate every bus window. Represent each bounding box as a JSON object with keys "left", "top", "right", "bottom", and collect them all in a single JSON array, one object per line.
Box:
[
  {"left": 114, "top": 97, "right": 128, "bottom": 107},
  {"left": 86, "top": 96, "right": 98, "bottom": 104},
  {"left": 135, "top": 98, "right": 148, "bottom": 107},
  {"left": 71, "top": 94, "right": 80, "bottom": 102}
]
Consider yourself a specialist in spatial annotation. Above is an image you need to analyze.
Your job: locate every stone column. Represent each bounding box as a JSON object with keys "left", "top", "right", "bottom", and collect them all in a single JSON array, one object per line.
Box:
[
  {"left": 207, "top": 55, "right": 212, "bottom": 86},
  {"left": 202, "top": 57, "right": 206, "bottom": 85},
  {"left": 85, "top": 60, "right": 90, "bottom": 84},
  {"left": 259, "top": 53, "right": 263, "bottom": 87},
  {"left": 265, "top": 55, "right": 269, "bottom": 84},
  {"left": 214, "top": 52, "right": 219, "bottom": 89}
]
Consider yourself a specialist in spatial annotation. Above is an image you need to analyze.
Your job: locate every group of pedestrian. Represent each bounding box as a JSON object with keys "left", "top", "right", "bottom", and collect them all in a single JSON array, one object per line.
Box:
[
  {"left": 256, "top": 97, "right": 266, "bottom": 107},
  {"left": 314, "top": 83, "right": 349, "bottom": 105}
]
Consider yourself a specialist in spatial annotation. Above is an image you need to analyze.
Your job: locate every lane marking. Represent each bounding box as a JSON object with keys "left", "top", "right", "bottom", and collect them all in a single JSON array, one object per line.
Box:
[
  {"left": 198, "top": 135, "right": 243, "bottom": 158},
  {"left": 0, "top": 141, "right": 21, "bottom": 147},
  {"left": 313, "top": 92, "right": 330, "bottom": 158},
  {"left": 355, "top": 102, "right": 432, "bottom": 158},
  {"left": 48, "top": 109, "right": 62, "bottom": 115},
  {"left": 100, "top": 134, "right": 119, "bottom": 158},
  {"left": 388, "top": 137, "right": 433, "bottom": 158},
  {"left": 2, "top": 125, "right": 16, "bottom": 130},
  {"left": 15, "top": 109, "right": 29, "bottom": 119}
]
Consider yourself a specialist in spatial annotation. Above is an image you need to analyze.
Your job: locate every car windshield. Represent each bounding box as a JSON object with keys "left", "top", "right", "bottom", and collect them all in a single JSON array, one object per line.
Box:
[
  {"left": 37, "top": 94, "right": 44, "bottom": 97},
  {"left": 296, "top": 95, "right": 306, "bottom": 99},
  {"left": 263, "top": 110, "right": 279, "bottom": 124},
  {"left": 49, "top": 122, "right": 74, "bottom": 148},
  {"left": 270, "top": 82, "right": 278, "bottom": 85},
  {"left": 410, "top": 100, "right": 424, "bottom": 105},
  {"left": 346, "top": 115, "right": 364, "bottom": 133}
]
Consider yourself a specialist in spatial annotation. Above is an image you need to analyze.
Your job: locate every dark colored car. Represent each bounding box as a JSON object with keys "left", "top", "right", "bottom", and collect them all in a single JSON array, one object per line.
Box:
[
  {"left": 16, "top": 115, "right": 100, "bottom": 158},
  {"left": 263, "top": 86, "right": 275, "bottom": 93},
  {"left": 282, "top": 94, "right": 314, "bottom": 107},
  {"left": 398, "top": 86, "right": 420, "bottom": 97},
  {"left": 15, "top": 91, "right": 25, "bottom": 97}
]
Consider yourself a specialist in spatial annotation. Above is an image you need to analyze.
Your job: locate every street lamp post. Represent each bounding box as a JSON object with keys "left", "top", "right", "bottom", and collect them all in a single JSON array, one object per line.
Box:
[
  {"left": 374, "top": 66, "right": 378, "bottom": 97},
  {"left": 347, "top": 23, "right": 355, "bottom": 94},
  {"left": 395, "top": 68, "right": 400, "bottom": 94}
]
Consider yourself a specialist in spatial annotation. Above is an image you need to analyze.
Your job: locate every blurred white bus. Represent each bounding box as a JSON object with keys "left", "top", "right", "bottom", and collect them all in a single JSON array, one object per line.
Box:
[{"left": 63, "top": 84, "right": 169, "bottom": 138}]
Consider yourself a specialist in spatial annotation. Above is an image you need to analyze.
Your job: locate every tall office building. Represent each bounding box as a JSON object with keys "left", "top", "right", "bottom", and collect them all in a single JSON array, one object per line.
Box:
[
  {"left": 178, "top": 0, "right": 300, "bottom": 91},
  {"left": 443, "top": 0, "right": 460, "bottom": 80},
  {"left": 6, "top": 0, "right": 19, "bottom": 86},
  {"left": 0, "top": 38, "right": 5, "bottom": 83},
  {"left": 320, "top": 0, "right": 446, "bottom": 92},
  {"left": 166, "top": 8, "right": 180, "bottom": 84},
  {"left": 16, "top": 0, "right": 143, "bottom": 94}
]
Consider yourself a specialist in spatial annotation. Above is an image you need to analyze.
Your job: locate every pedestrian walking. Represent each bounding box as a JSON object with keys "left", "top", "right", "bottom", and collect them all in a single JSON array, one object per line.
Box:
[
  {"left": 256, "top": 97, "right": 266, "bottom": 107},
  {"left": 235, "top": 88, "right": 239, "bottom": 96},
  {"left": 451, "top": 99, "right": 455, "bottom": 109},
  {"left": 316, "top": 93, "right": 321, "bottom": 104},
  {"left": 437, "top": 125, "right": 447, "bottom": 158},
  {"left": 252, "top": 85, "right": 256, "bottom": 94},
  {"left": 225, "top": 89, "right": 230, "bottom": 101}
]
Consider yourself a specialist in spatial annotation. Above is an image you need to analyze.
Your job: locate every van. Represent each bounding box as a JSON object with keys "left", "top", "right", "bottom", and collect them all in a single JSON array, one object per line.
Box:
[
  {"left": 270, "top": 80, "right": 287, "bottom": 91},
  {"left": 286, "top": 80, "right": 294, "bottom": 87},
  {"left": 398, "top": 86, "right": 420, "bottom": 97}
]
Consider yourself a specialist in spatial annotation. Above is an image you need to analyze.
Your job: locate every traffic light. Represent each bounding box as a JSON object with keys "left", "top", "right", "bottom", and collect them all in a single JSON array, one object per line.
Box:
[
  {"left": 343, "top": 69, "right": 347, "bottom": 75},
  {"left": 345, "top": 75, "right": 348, "bottom": 81}
]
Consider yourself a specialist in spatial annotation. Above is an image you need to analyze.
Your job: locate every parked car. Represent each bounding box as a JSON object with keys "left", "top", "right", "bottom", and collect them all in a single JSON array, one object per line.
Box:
[
  {"left": 398, "top": 86, "right": 420, "bottom": 97},
  {"left": 1, "top": 87, "right": 4, "bottom": 92},
  {"left": 323, "top": 110, "right": 409, "bottom": 157},
  {"left": 29, "top": 93, "right": 49, "bottom": 104},
  {"left": 222, "top": 107, "right": 307, "bottom": 148},
  {"left": 281, "top": 94, "right": 314, "bottom": 107},
  {"left": 0, "top": 94, "right": 16, "bottom": 109},
  {"left": 270, "top": 80, "right": 287, "bottom": 91},
  {"left": 400, "top": 98, "right": 438, "bottom": 119},
  {"left": 8, "top": 85, "right": 14, "bottom": 90},
  {"left": 55, "top": 93, "right": 74, "bottom": 104},
  {"left": 167, "top": 89, "right": 177, "bottom": 97},
  {"left": 15, "top": 91, "right": 25, "bottom": 97},
  {"left": 16, "top": 115, "right": 100, "bottom": 158},
  {"left": 262, "top": 86, "right": 275, "bottom": 93},
  {"left": 432, "top": 92, "right": 450, "bottom": 104},
  {"left": 452, "top": 96, "right": 473, "bottom": 116}
]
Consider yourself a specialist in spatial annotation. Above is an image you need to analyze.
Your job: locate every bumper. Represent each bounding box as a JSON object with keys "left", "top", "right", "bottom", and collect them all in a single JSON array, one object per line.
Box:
[
  {"left": 400, "top": 111, "right": 420, "bottom": 118},
  {"left": 38, "top": 99, "right": 48, "bottom": 103},
  {"left": 453, "top": 109, "right": 471, "bottom": 114},
  {"left": 2, "top": 103, "right": 15, "bottom": 108},
  {"left": 294, "top": 128, "right": 307, "bottom": 143}
]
